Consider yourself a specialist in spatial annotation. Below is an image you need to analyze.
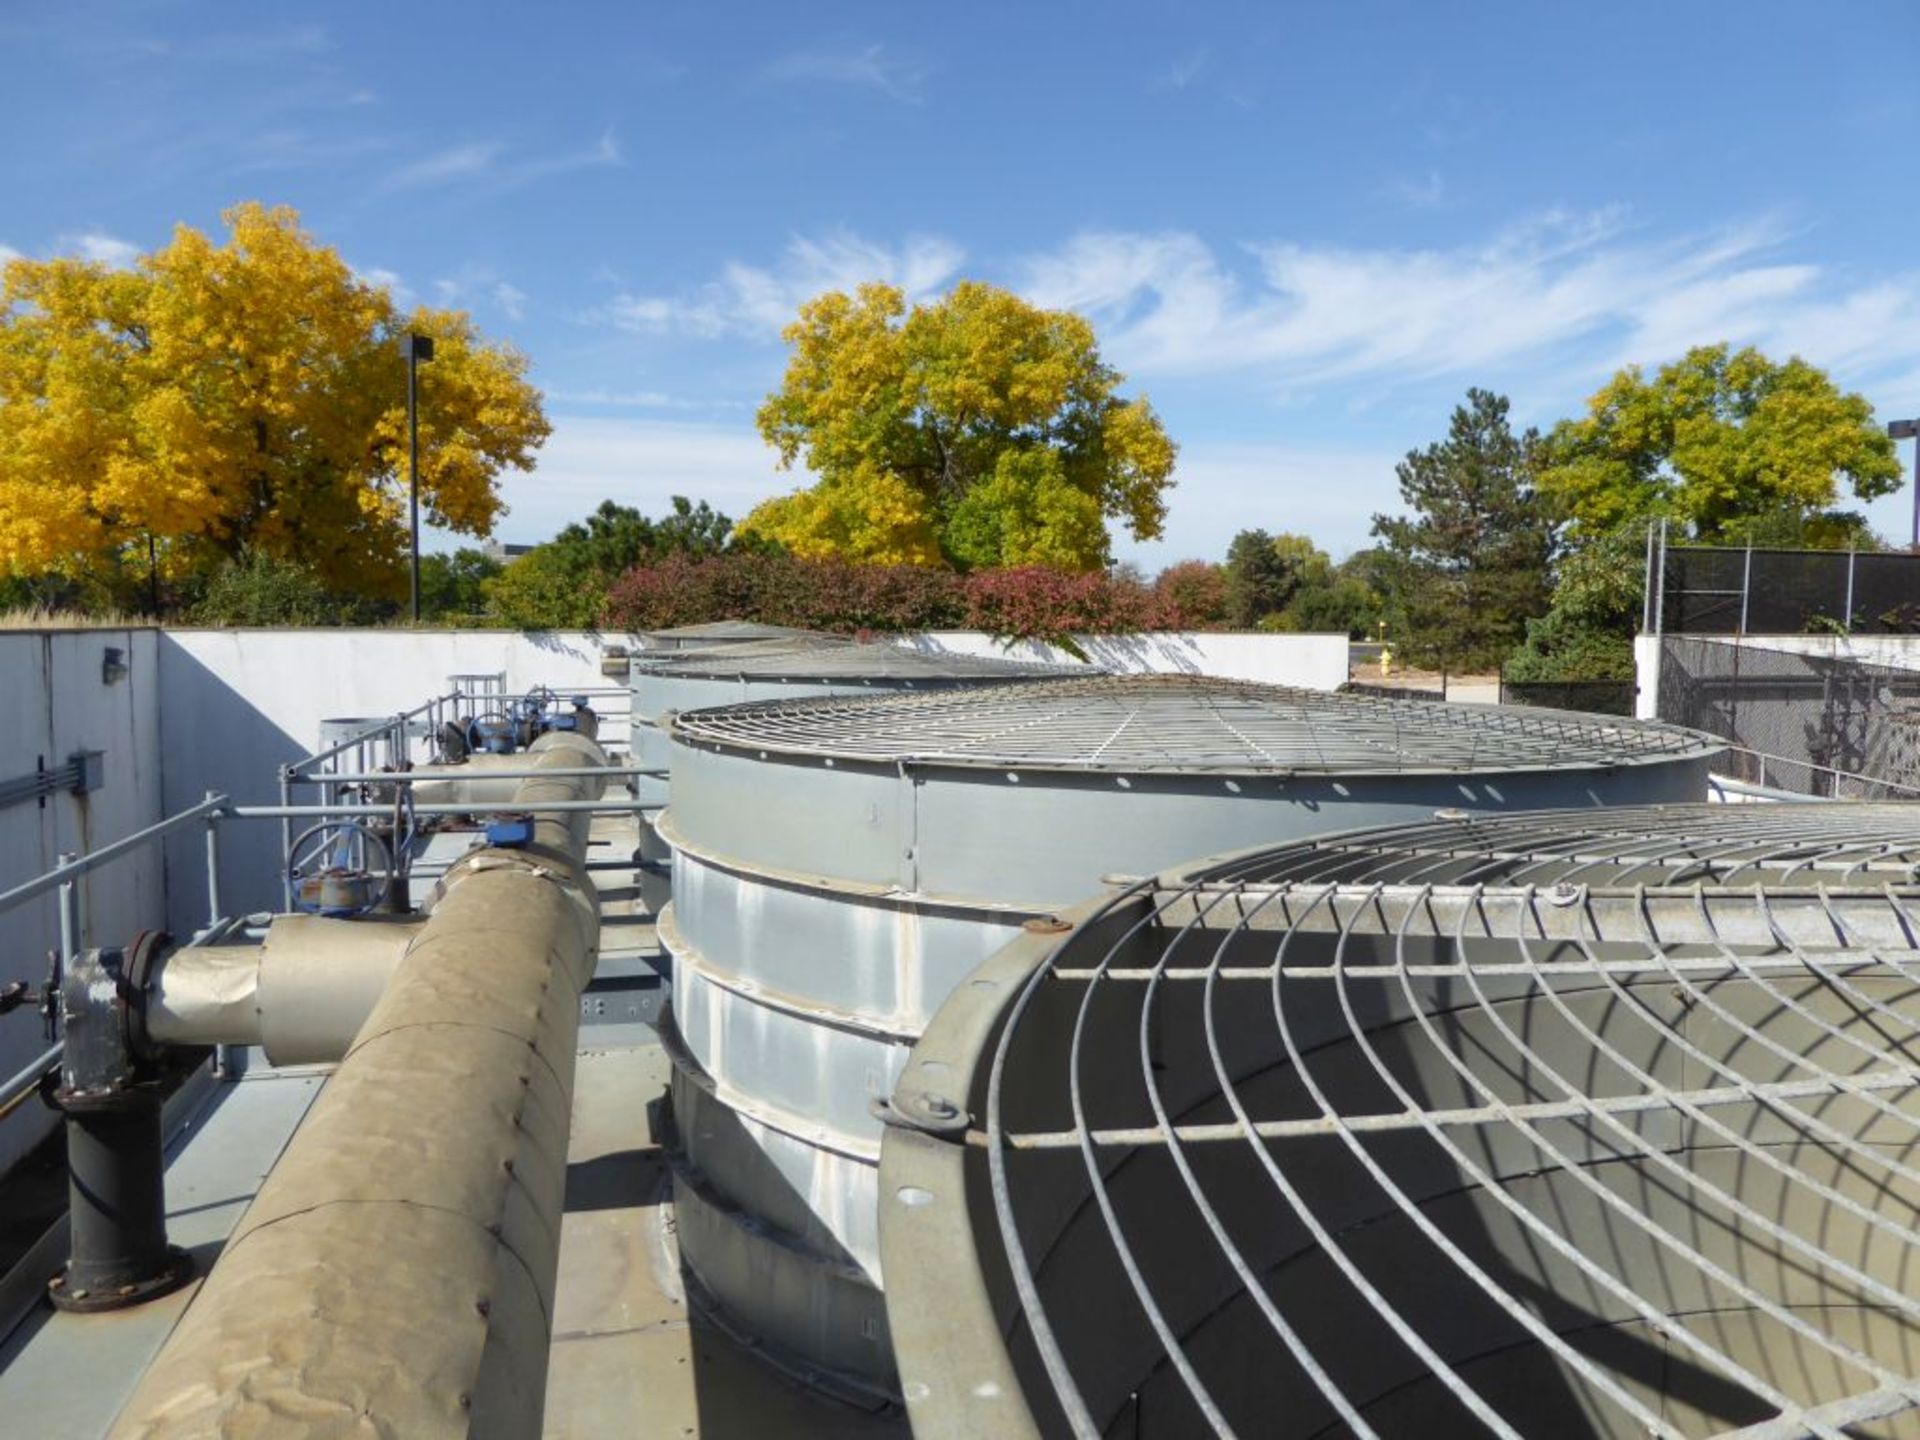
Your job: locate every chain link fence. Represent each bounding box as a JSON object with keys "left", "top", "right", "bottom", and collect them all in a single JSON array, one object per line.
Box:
[
  {"left": 1656, "top": 544, "right": 1920, "bottom": 635},
  {"left": 1656, "top": 636, "right": 1920, "bottom": 798}
]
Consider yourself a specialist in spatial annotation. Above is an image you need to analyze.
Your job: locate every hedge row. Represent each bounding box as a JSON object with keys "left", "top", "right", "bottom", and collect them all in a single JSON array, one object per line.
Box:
[{"left": 600, "top": 552, "right": 1217, "bottom": 639}]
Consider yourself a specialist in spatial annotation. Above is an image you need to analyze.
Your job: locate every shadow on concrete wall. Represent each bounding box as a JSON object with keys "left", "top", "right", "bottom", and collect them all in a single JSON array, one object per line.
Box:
[
  {"left": 896, "top": 630, "right": 1209, "bottom": 674},
  {"left": 155, "top": 639, "right": 317, "bottom": 929}
]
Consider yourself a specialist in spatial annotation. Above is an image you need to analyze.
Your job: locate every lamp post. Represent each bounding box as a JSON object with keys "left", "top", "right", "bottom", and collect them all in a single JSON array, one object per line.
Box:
[
  {"left": 1891, "top": 418, "right": 1920, "bottom": 552},
  {"left": 401, "top": 334, "right": 436, "bottom": 622}
]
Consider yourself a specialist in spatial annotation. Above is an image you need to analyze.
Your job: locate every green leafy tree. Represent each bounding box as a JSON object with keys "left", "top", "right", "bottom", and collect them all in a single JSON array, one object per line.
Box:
[
  {"left": 1278, "top": 552, "right": 1384, "bottom": 638},
  {"left": 419, "top": 548, "right": 503, "bottom": 621},
  {"left": 483, "top": 495, "right": 745, "bottom": 629},
  {"left": 1373, "top": 389, "right": 1554, "bottom": 671},
  {"left": 1539, "top": 345, "right": 1899, "bottom": 545},
  {"left": 183, "top": 552, "right": 393, "bottom": 625},
  {"left": 741, "top": 281, "right": 1176, "bottom": 569},
  {"left": 1504, "top": 526, "right": 1645, "bottom": 681}
]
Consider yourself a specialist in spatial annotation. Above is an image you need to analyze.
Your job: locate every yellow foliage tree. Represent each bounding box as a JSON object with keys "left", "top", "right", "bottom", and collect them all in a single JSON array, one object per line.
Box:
[
  {"left": 0, "top": 202, "right": 548, "bottom": 601},
  {"left": 740, "top": 281, "right": 1175, "bottom": 570}
]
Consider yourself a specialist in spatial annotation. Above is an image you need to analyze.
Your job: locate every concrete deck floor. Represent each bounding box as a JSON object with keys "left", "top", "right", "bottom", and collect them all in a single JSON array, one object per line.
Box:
[
  {"left": 552, "top": 812, "right": 907, "bottom": 1438},
  {"left": 547, "top": 1039, "right": 907, "bottom": 1440}
]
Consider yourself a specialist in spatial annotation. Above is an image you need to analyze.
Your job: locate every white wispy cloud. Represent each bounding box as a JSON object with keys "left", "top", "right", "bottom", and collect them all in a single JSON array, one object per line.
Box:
[
  {"left": 543, "top": 388, "right": 711, "bottom": 410},
  {"left": 1388, "top": 170, "right": 1447, "bottom": 210},
  {"left": 231, "top": 129, "right": 393, "bottom": 175},
  {"left": 382, "top": 130, "right": 622, "bottom": 193},
  {"left": 494, "top": 417, "right": 788, "bottom": 544},
  {"left": 1151, "top": 49, "right": 1209, "bottom": 93},
  {"left": 1015, "top": 212, "right": 1920, "bottom": 393},
  {"left": 492, "top": 282, "right": 528, "bottom": 320},
  {"left": 428, "top": 264, "right": 530, "bottom": 321},
  {"left": 499, "top": 128, "right": 622, "bottom": 190},
  {"left": 0, "top": 244, "right": 21, "bottom": 267},
  {"left": 1116, "top": 443, "right": 1404, "bottom": 562},
  {"left": 352, "top": 265, "right": 413, "bottom": 307},
  {"left": 598, "top": 231, "right": 964, "bottom": 339},
  {"left": 765, "top": 43, "right": 924, "bottom": 103},
  {"left": 385, "top": 141, "right": 503, "bottom": 190},
  {"left": 62, "top": 231, "right": 141, "bottom": 267}
]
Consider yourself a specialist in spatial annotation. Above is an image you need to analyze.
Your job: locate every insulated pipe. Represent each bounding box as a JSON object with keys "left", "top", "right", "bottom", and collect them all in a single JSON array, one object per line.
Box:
[
  {"left": 142, "top": 915, "right": 422, "bottom": 1064},
  {"left": 407, "top": 753, "right": 535, "bottom": 808},
  {"left": 110, "top": 729, "right": 607, "bottom": 1439}
]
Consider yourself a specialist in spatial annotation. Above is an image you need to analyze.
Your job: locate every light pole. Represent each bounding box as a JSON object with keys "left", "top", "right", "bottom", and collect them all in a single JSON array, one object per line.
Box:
[
  {"left": 1891, "top": 417, "right": 1920, "bottom": 552},
  {"left": 402, "top": 333, "right": 436, "bottom": 622}
]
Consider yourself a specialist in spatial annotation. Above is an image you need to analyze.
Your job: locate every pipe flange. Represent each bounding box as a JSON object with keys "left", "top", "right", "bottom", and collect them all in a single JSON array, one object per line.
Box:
[
  {"left": 123, "top": 929, "right": 172, "bottom": 1060},
  {"left": 49, "top": 1244, "right": 194, "bottom": 1313}
]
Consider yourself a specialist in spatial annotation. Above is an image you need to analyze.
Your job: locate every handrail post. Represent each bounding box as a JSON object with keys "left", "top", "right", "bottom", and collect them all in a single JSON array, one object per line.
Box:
[
  {"left": 203, "top": 791, "right": 222, "bottom": 927},
  {"left": 56, "top": 849, "right": 78, "bottom": 985},
  {"left": 278, "top": 766, "right": 294, "bottom": 912}
]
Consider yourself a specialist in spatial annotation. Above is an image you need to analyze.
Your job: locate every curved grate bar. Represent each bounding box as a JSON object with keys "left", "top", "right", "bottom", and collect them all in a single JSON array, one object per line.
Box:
[{"left": 961, "top": 805, "right": 1920, "bottom": 1439}]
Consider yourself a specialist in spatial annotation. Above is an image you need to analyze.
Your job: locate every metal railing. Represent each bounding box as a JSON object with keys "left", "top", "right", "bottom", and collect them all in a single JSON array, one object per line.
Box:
[{"left": 1, "top": 682, "right": 644, "bottom": 1124}]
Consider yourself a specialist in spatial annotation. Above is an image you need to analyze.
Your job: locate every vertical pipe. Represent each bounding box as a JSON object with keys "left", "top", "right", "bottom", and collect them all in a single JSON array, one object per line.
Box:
[
  {"left": 57, "top": 850, "right": 78, "bottom": 972},
  {"left": 278, "top": 767, "right": 294, "bottom": 913},
  {"left": 54, "top": 1102, "right": 188, "bottom": 1311},
  {"left": 1739, "top": 544, "right": 1752, "bottom": 636},
  {"left": 1844, "top": 548, "right": 1856, "bottom": 635},
  {"left": 203, "top": 799, "right": 231, "bottom": 1079}
]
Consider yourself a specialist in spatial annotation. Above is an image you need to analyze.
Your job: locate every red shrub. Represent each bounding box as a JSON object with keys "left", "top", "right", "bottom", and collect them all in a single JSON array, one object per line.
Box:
[{"left": 602, "top": 552, "right": 1188, "bottom": 640}]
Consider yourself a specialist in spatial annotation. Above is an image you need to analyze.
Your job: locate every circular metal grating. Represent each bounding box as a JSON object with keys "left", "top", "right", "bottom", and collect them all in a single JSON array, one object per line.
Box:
[
  {"left": 630, "top": 632, "right": 853, "bottom": 671},
  {"left": 883, "top": 803, "right": 1920, "bottom": 1440},
  {"left": 671, "top": 674, "right": 1721, "bottom": 775}
]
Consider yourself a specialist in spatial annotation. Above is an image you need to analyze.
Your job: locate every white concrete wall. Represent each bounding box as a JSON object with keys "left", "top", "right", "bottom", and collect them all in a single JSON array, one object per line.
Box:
[
  {"left": 1633, "top": 634, "right": 1663, "bottom": 720},
  {"left": 0, "top": 628, "right": 164, "bottom": 1175},
  {"left": 155, "top": 628, "right": 639, "bottom": 921},
  {"left": 899, "top": 630, "right": 1351, "bottom": 690}
]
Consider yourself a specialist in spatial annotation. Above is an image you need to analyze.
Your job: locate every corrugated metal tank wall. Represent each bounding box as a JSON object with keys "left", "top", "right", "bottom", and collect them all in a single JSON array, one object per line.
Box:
[{"left": 653, "top": 677, "right": 1724, "bottom": 1399}]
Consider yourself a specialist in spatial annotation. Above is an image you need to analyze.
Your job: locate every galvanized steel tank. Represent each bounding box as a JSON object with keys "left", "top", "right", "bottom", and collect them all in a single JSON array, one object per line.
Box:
[
  {"left": 628, "top": 640, "right": 1081, "bottom": 856},
  {"left": 655, "top": 676, "right": 1724, "bottom": 1400},
  {"left": 628, "top": 633, "right": 849, "bottom": 816},
  {"left": 881, "top": 804, "right": 1920, "bottom": 1439}
]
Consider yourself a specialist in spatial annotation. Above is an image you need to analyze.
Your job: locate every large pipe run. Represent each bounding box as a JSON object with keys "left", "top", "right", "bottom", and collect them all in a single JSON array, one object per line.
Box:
[{"left": 111, "top": 729, "right": 607, "bottom": 1439}]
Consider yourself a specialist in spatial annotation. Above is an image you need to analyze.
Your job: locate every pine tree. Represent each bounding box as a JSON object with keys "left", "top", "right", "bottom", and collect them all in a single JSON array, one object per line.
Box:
[{"left": 1371, "top": 389, "right": 1554, "bottom": 672}]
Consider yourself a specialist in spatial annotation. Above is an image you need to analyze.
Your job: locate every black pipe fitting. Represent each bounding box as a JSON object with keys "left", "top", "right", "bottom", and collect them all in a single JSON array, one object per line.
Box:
[{"left": 46, "top": 933, "right": 193, "bottom": 1313}]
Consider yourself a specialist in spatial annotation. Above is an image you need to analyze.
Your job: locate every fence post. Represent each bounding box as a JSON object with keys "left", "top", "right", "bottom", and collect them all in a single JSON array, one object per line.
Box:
[
  {"left": 1739, "top": 545, "right": 1752, "bottom": 636},
  {"left": 1652, "top": 519, "right": 1668, "bottom": 637},
  {"left": 1844, "top": 549, "right": 1856, "bottom": 635},
  {"left": 1641, "top": 520, "right": 1656, "bottom": 634}
]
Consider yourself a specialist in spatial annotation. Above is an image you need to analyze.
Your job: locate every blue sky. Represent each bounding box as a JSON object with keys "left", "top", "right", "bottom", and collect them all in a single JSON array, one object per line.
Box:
[{"left": 6, "top": 1, "right": 1920, "bottom": 563}]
